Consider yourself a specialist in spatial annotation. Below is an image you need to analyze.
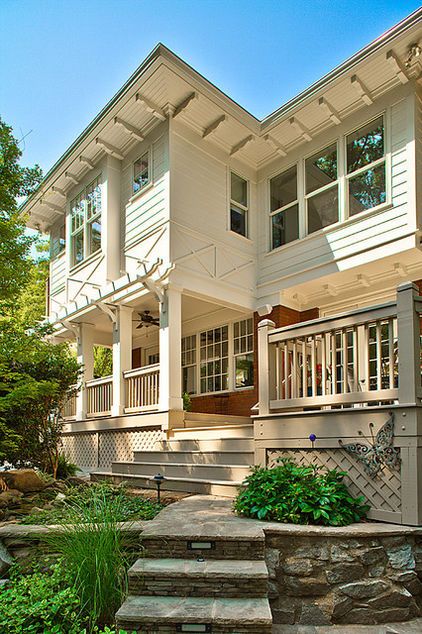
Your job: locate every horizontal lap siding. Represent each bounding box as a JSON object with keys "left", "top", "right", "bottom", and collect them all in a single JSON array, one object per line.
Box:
[
  {"left": 50, "top": 253, "right": 66, "bottom": 294},
  {"left": 124, "top": 136, "right": 167, "bottom": 248},
  {"left": 258, "top": 97, "right": 412, "bottom": 287}
]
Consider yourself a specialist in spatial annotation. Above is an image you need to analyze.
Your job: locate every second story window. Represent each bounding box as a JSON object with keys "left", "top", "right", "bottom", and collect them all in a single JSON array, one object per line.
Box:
[
  {"left": 133, "top": 151, "right": 150, "bottom": 194},
  {"left": 230, "top": 172, "right": 248, "bottom": 237},
  {"left": 50, "top": 224, "right": 66, "bottom": 259},
  {"left": 347, "top": 116, "right": 385, "bottom": 216},
  {"left": 70, "top": 175, "right": 102, "bottom": 267},
  {"left": 306, "top": 143, "right": 338, "bottom": 234},
  {"left": 270, "top": 165, "right": 299, "bottom": 249}
]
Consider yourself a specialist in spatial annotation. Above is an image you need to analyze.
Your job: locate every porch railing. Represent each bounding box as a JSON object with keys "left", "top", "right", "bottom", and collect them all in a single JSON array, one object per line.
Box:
[
  {"left": 62, "top": 389, "right": 77, "bottom": 419},
  {"left": 124, "top": 364, "right": 160, "bottom": 413},
  {"left": 86, "top": 376, "right": 113, "bottom": 417},
  {"left": 258, "top": 282, "right": 422, "bottom": 414}
]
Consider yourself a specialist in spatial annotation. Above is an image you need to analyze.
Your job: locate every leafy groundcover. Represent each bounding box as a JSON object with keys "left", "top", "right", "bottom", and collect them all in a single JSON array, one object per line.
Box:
[{"left": 234, "top": 458, "right": 369, "bottom": 526}]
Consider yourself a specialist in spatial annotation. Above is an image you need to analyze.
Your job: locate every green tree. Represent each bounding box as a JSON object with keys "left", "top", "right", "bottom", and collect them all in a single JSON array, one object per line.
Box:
[{"left": 0, "top": 118, "right": 42, "bottom": 309}]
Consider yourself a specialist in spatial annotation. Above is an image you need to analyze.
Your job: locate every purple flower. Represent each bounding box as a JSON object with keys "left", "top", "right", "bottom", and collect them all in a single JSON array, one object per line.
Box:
[{"left": 309, "top": 433, "right": 317, "bottom": 442}]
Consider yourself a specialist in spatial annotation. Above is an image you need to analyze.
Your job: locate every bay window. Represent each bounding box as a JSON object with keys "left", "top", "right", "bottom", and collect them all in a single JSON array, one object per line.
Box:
[
  {"left": 269, "top": 113, "right": 388, "bottom": 250},
  {"left": 70, "top": 175, "right": 102, "bottom": 267},
  {"left": 133, "top": 151, "right": 150, "bottom": 194},
  {"left": 230, "top": 172, "right": 248, "bottom": 237},
  {"left": 50, "top": 224, "right": 65, "bottom": 259}
]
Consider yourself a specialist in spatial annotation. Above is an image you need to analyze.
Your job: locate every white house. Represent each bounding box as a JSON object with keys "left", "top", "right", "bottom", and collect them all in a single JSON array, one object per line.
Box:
[{"left": 22, "top": 9, "right": 422, "bottom": 523}]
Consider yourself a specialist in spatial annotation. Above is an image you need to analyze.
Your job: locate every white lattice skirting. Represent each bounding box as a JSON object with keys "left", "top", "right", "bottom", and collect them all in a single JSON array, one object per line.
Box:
[
  {"left": 62, "top": 428, "right": 164, "bottom": 470},
  {"left": 267, "top": 448, "right": 402, "bottom": 517}
]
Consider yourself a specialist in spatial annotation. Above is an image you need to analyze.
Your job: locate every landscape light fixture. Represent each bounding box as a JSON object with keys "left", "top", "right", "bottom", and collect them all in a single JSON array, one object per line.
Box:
[{"left": 151, "top": 472, "right": 165, "bottom": 503}]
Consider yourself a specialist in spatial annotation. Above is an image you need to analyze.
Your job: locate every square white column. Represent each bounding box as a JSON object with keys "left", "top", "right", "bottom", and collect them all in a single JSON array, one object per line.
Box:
[
  {"left": 76, "top": 324, "right": 95, "bottom": 420},
  {"left": 159, "top": 287, "right": 183, "bottom": 411},
  {"left": 111, "top": 306, "right": 133, "bottom": 416}
]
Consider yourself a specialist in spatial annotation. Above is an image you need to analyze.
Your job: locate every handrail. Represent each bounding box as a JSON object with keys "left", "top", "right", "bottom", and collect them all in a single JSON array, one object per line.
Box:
[
  {"left": 86, "top": 375, "right": 113, "bottom": 387},
  {"left": 123, "top": 363, "right": 160, "bottom": 379}
]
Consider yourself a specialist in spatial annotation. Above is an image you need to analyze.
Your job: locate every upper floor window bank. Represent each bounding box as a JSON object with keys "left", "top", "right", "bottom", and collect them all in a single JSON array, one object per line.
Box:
[
  {"left": 133, "top": 150, "right": 150, "bottom": 194},
  {"left": 270, "top": 115, "right": 386, "bottom": 250},
  {"left": 70, "top": 175, "right": 102, "bottom": 266}
]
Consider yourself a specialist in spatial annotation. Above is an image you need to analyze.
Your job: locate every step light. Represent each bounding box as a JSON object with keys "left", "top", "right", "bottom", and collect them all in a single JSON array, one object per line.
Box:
[
  {"left": 187, "top": 541, "right": 215, "bottom": 550},
  {"left": 176, "top": 625, "right": 211, "bottom": 633}
]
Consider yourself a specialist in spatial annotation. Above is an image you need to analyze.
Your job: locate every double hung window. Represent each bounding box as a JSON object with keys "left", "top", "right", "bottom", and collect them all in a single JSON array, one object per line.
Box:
[
  {"left": 233, "top": 318, "right": 254, "bottom": 388},
  {"left": 200, "top": 326, "right": 229, "bottom": 393},
  {"left": 70, "top": 175, "right": 102, "bottom": 266},
  {"left": 230, "top": 172, "right": 248, "bottom": 237},
  {"left": 133, "top": 151, "right": 150, "bottom": 194},
  {"left": 182, "top": 335, "right": 197, "bottom": 395},
  {"left": 270, "top": 165, "right": 299, "bottom": 249},
  {"left": 306, "top": 143, "right": 339, "bottom": 234}
]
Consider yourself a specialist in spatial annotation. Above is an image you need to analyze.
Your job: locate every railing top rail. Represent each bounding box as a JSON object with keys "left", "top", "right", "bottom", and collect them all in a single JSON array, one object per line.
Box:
[
  {"left": 86, "top": 375, "right": 113, "bottom": 387},
  {"left": 123, "top": 364, "right": 160, "bottom": 379},
  {"left": 267, "top": 300, "right": 398, "bottom": 343}
]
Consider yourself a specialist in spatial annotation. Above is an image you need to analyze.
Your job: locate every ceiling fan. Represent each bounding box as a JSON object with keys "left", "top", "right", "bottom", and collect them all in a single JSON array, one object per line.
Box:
[{"left": 133, "top": 310, "right": 159, "bottom": 329}]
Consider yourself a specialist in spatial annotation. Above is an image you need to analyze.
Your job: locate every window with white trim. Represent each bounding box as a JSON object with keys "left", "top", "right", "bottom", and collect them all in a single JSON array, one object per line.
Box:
[
  {"left": 70, "top": 175, "right": 102, "bottom": 266},
  {"left": 269, "top": 113, "right": 387, "bottom": 250},
  {"left": 270, "top": 165, "right": 299, "bottom": 249},
  {"left": 133, "top": 151, "right": 150, "bottom": 194},
  {"left": 182, "top": 335, "right": 196, "bottom": 395},
  {"left": 200, "top": 325, "right": 229, "bottom": 393},
  {"left": 230, "top": 172, "right": 248, "bottom": 237},
  {"left": 346, "top": 116, "right": 386, "bottom": 216},
  {"left": 50, "top": 224, "right": 65, "bottom": 259},
  {"left": 233, "top": 318, "right": 254, "bottom": 388},
  {"left": 306, "top": 143, "right": 339, "bottom": 234}
]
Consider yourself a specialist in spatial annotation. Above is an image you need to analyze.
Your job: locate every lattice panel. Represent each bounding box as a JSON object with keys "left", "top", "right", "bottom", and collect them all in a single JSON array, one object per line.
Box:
[
  {"left": 98, "top": 428, "right": 163, "bottom": 469},
  {"left": 266, "top": 448, "right": 401, "bottom": 514},
  {"left": 62, "top": 433, "right": 98, "bottom": 468}
]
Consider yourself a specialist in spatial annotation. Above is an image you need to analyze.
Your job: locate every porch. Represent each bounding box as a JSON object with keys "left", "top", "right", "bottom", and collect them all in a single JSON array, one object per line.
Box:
[{"left": 255, "top": 282, "right": 422, "bottom": 525}]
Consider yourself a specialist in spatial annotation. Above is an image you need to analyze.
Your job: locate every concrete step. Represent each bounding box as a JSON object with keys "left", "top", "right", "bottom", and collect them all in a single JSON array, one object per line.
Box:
[
  {"left": 133, "top": 450, "right": 254, "bottom": 465},
  {"left": 111, "top": 460, "right": 251, "bottom": 481},
  {"left": 158, "top": 437, "right": 254, "bottom": 452},
  {"left": 170, "top": 424, "right": 253, "bottom": 440},
  {"left": 91, "top": 471, "right": 242, "bottom": 497},
  {"left": 128, "top": 557, "right": 268, "bottom": 597},
  {"left": 116, "top": 595, "right": 273, "bottom": 633}
]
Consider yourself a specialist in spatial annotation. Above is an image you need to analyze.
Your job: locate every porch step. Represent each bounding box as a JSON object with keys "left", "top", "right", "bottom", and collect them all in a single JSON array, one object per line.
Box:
[
  {"left": 116, "top": 595, "right": 272, "bottom": 633},
  {"left": 158, "top": 436, "right": 254, "bottom": 452},
  {"left": 111, "top": 460, "right": 251, "bottom": 481},
  {"left": 170, "top": 423, "right": 253, "bottom": 440},
  {"left": 128, "top": 557, "right": 268, "bottom": 597},
  {"left": 91, "top": 471, "right": 242, "bottom": 497},
  {"left": 133, "top": 449, "right": 254, "bottom": 465},
  {"left": 183, "top": 412, "right": 251, "bottom": 426}
]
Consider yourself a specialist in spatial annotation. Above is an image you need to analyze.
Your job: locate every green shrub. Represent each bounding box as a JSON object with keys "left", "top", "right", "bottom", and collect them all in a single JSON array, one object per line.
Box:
[
  {"left": 234, "top": 458, "right": 369, "bottom": 526},
  {"left": 0, "top": 562, "right": 83, "bottom": 634},
  {"left": 41, "top": 485, "right": 140, "bottom": 630},
  {"left": 55, "top": 453, "right": 81, "bottom": 479},
  {"left": 21, "top": 481, "right": 162, "bottom": 525}
]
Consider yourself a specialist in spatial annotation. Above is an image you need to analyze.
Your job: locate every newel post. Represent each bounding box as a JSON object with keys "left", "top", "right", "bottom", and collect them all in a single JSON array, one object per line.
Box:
[
  {"left": 258, "top": 319, "right": 276, "bottom": 416},
  {"left": 396, "top": 282, "right": 420, "bottom": 406}
]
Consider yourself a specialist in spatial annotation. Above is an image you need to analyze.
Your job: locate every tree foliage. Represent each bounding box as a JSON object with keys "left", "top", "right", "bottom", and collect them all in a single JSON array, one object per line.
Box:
[{"left": 0, "top": 118, "right": 42, "bottom": 307}]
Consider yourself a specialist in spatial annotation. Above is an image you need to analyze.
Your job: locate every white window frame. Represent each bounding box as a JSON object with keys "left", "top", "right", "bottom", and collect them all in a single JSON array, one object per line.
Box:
[
  {"left": 269, "top": 111, "right": 390, "bottom": 252},
  {"left": 50, "top": 223, "right": 66, "bottom": 260},
  {"left": 233, "top": 317, "right": 254, "bottom": 390},
  {"left": 70, "top": 174, "right": 102, "bottom": 268},
  {"left": 304, "top": 141, "right": 339, "bottom": 235},
  {"left": 182, "top": 334, "right": 197, "bottom": 395},
  {"left": 269, "top": 163, "right": 299, "bottom": 250},
  {"left": 133, "top": 148, "right": 152, "bottom": 195},
  {"left": 229, "top": 171, "right": 249, "bottom": 238}
]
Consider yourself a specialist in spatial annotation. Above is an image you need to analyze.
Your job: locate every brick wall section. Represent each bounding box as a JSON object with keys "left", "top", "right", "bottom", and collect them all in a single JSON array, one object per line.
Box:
[{"left": 190, "top": 304, "right": 319, "bottom": 417}]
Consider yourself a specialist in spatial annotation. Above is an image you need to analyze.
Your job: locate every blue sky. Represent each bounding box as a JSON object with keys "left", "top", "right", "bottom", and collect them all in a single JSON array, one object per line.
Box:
[{"left": 1, "top": 0, "right": 420, "bottom": 175}]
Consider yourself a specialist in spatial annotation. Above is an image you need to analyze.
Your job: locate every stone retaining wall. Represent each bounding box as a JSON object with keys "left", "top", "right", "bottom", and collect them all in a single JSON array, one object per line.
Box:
[{"left": 265, "top": 530, "right": 422, "bottom": 625}]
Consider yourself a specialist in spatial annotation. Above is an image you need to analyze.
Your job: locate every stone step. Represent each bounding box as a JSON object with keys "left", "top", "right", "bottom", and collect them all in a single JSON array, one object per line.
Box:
[
  {"left": 128, "top": 557, "right": 269, "bottom": 597},
  {"left": 90, "top": 471, "right": 242, "bottom": 497},
  {"left": 170, "top": 424, "right": 253, "bottom": 440},
  {"left": 112, "top": 461, "right": 251, "bottom": 481},
  {"left": 133, "top": 449, "right": 254, "bottom": 465},
  {"left": 157, "top": 437, "right": 254, "bottom": 452},
  {"left": 116, "top": 595, "right": 273, "bottom": 633}
]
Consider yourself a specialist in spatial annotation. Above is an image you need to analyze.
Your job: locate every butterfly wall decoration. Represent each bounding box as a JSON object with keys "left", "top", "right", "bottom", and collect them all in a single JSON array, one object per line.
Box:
[{"left": 338, "top": 414, "right": 400, "bottom": 478}]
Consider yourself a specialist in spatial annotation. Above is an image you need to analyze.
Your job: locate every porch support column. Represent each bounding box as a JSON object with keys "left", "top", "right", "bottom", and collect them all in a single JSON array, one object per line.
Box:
[
  {"left": 76, "top": 324, "right": 95, "bottom": 420},
  {"left": 111, "top": 306, "right": 133, "bottom": 417},
  {"left": 159, "top": 287, "right": 183, "bottom": 411},
  {"left": 397, "top": 282, "right": 420, "bottom": 405},
  {"left": 258, "top": 319, "right": 276, "bottom": 416}
]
